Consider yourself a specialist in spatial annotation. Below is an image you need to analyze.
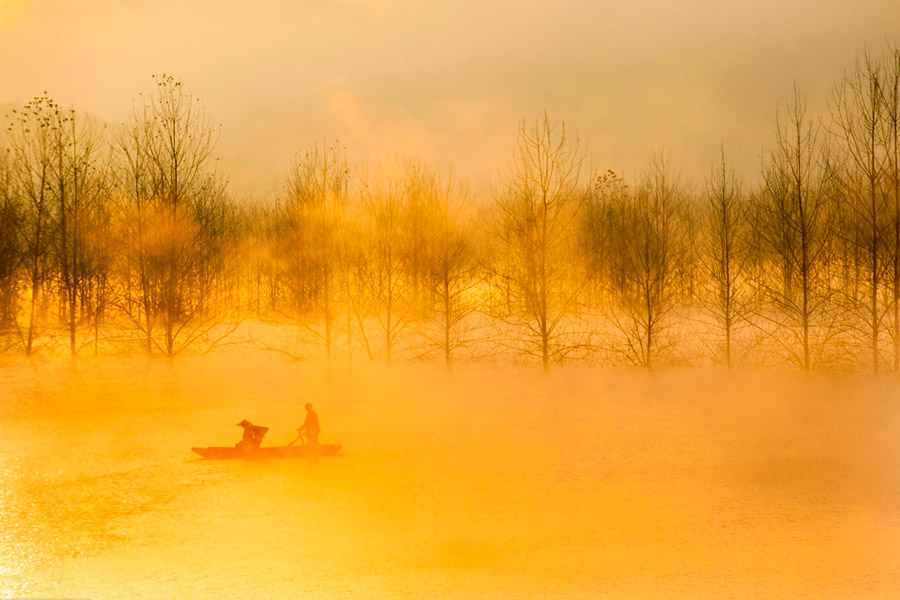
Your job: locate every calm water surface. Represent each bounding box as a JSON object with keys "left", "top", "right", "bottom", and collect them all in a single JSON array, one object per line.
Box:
[{"left": 2, "top": 355, "right": 899, "bottom": 598}]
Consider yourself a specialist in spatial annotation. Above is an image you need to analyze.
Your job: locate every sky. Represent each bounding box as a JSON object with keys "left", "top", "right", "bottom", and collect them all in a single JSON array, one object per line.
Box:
[{"left": 1, "top": 0, "right": 899, "bottom": 198}]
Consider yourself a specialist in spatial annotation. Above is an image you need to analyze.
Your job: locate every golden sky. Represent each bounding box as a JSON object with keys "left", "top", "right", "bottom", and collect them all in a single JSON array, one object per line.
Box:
[{"left": 2, "top": 0, "right": 898, "bottom": 196}]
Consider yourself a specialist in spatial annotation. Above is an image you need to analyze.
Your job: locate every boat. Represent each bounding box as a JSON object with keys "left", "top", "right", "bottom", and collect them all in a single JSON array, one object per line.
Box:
[{"left": 191, "top": 444, "right": 342, "bottom": 459}]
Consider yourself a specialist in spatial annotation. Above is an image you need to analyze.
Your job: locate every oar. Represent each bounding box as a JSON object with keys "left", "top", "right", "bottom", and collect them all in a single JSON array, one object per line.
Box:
[{"left": 287, "top": 430, "right": 305, "bottom": 447}]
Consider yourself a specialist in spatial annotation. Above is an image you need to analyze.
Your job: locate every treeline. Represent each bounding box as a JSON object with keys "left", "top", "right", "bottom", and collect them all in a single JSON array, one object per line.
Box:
[{"left": 1, "top": 46, "right": 900, "bottom": 370}]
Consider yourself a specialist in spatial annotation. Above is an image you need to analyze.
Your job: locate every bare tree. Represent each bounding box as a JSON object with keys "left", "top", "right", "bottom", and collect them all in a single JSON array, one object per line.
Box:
[
  {"left": 416, "top": 168, "right": 478, "bottom": 364},
  {"left": 5, "top": 95, "right": 58, "bottom": 354},
  {"left": 338, "top": 204, "right": 376, "bottom": 360},
  {"left": 402, "top": 162, "right": 438, "bottom": 313},
  {"left": 81, "top": 178, "right": 113, "bottom": 357},
  {"left": 46, "top": 108, "right": 110, "bottom": 356},
  {"left": 114, "top": 96, "right": 156, "bottom": 354},
  {"left": 492, "top": 113, "right": 586, "bottom": 369},
  {"left": 114, "top": 75, "right": 228, "bottom": 357},
  {"left": 607, "top": 151, "right": 686, "bottom": 367},
  {"left": 0, "top": 140, "right": 23, "bottom": 341},
  {"left": 832, "top": 51, "right": 889, "bottom": 371},
  {"left": 582, "top": 170, "right": 628, "bottom": 308},
  {"left": 272, "top": 140, "right": 350, "bottom": 360},
  {"left": 699, "top": 150, "right": 754, "bottom": 368},
  {"left": 882, "top": 45, "right": 900, "bottom": 371},
  {"left": 755, "top": 90, "right": 838, "bottom": 369},
  {"left": 360, "top": 159, "right": 411, "bottom": 361}
]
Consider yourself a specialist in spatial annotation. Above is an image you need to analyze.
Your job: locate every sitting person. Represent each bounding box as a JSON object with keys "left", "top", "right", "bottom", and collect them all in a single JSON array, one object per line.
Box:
[
  {"left": 295, "top": 403, "right": 320, "bottom": 446},
  {"left": 236, "top": 419, "right": 269, "bottom": 449}
]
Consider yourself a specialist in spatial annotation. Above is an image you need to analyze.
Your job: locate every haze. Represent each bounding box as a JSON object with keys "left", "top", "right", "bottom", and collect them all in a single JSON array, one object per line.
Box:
[
  {"left": 3, "top": 356, "right": 900, "bottom": 598},
  {"left": 4, "top": 3, "right": 900, "bottom": 598},
  {"left": 2, "top": 0, "right": 898, "bottom": 195}
]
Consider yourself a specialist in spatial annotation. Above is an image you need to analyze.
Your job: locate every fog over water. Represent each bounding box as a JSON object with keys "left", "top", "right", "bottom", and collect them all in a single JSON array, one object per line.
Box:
[{"left": 2, "top": 354, "right": 899, "bottom": 598}]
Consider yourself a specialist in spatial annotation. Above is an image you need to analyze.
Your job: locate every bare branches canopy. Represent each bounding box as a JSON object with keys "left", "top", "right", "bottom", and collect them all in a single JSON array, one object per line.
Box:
[{"left": 2, "top": 44, "right": 900, "bottom": 370}]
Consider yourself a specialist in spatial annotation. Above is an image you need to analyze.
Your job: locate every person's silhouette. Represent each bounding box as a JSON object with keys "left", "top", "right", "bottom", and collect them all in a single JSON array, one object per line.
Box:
[
  {"left": 236, "top": 420, "right": 269, "bottom": 449},
  {"left": 296, "top": 403, "right": 320, "bottom": 446}
]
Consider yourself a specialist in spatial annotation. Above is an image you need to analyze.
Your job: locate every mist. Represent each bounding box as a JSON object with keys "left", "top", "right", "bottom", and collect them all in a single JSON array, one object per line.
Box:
[
  {"left": 3, "top": 355, "right": 900, "bottom": 598},
  {"left": 3, "top": 0, "right": 898, "bottom": 195},
  {"left": 4, "top": 51, "right": 900, "bottom": 369},
  {"left": 3, "top": 2, "right": 900, "bottom": 597}
]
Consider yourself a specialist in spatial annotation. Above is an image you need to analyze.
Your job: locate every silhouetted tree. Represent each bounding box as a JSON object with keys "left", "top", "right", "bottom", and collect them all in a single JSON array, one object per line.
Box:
[
  {"left": 338, "top": 204, "right": 375, "bottom": 360},
  {"left": 755, "top": 90, "right": 838, "bottom": 369},
  {"left": 832, "top": 51, "right": 889, "bottom": 370},
  {"left": 361, "top": 160, "right": 411, "bottom": 361},
  {"left": 417, "top": 169, "right": 478, "bottom": 364},
  {"left": 492, "top": 114, "right": 586, "bottom": 369},
  {"left": 0, "top": 142, "right": 22, "bottom": 341},
  {"left": 882, "top": 45, "right": 900, "bottom": 371},
  {"left": 607, "top": 151, "right": 686, "bottom": 367},
  {"left": 699, "top": 150, "right": 754, "bottom": 368},
  {"left": 47, "top": 108, "right": 110, "bottom": 356},
  {"left": 114, "top": 75, "right": 228, "bottom": 357},
  {"left": 273, "top": 140, "right": 350, "bottom": 360},
  {"left": 5, "top": 95, "right": 57, "bottom": 354},
  {"left": 582, "top": 170, "right": 628, "bottom": 308}
]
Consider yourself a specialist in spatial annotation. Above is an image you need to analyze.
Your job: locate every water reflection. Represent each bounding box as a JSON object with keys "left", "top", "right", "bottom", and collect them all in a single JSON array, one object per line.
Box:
[{"left": 1, "top": 356, "right": 899, "bottom": 598}]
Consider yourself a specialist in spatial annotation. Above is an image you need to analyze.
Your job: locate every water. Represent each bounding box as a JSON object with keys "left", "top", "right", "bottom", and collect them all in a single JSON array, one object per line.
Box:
[{"left": 2, "top": 355, "right": 900, "bottom": 598}]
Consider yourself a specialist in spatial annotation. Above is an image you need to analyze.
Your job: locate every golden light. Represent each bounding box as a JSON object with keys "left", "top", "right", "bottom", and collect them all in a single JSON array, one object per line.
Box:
[{"left": 0, "top": 0, "right": 25, "bottom": 24}]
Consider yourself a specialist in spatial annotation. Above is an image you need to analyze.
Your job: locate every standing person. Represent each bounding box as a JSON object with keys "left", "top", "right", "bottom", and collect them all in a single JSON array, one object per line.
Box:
[
  {"left": 296, "top": 403, "right": 320, "bottom": 446},
  {"left": 236, "top": 420, "right": 269, "bottom": 449}
]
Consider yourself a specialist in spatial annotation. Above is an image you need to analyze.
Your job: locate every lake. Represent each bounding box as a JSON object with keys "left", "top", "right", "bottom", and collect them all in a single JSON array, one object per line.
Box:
[{"left": 2, "top": 354, "right": 899, "bottom": 598}]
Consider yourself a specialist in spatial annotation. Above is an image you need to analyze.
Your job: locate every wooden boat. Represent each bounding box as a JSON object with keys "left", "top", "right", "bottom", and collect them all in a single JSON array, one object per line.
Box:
[{"left": 192, "top": 444, "right": 342, "bottom": 459}]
